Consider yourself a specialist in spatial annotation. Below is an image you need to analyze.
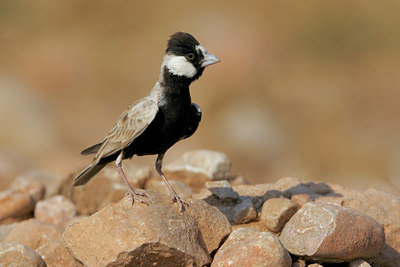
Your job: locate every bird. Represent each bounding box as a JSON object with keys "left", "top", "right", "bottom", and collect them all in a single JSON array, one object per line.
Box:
[{"left": 73, "top": 32, "right": 220, "bottom": 211}]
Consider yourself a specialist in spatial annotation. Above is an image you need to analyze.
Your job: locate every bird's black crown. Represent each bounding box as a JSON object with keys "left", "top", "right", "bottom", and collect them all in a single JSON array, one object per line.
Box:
[{"left": 166, "top": 32, "right": 200, "bottom": 56}]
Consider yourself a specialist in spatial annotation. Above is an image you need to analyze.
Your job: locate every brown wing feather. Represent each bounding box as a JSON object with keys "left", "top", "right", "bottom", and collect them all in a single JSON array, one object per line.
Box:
[{"left": 93, "top": 96, "right": 158, "bottom": 162}]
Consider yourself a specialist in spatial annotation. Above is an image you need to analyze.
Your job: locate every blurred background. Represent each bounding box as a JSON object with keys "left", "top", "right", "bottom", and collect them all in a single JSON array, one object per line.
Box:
[{"left": 1, "top": 1, "right": 400, "bottom": 193}]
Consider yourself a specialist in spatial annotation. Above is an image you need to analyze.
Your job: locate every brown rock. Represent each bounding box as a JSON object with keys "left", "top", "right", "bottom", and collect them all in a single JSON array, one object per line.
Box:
[
  {"left": 0, "top": 181, "right": 45, "bottom": 223},
  {"left": 0, "top": 223, "right": 18, "bottom": 241},
  {"left": 34, "top": 195, "right": 77, "bottom": 228},
  {"left": 211, "top": 227, "right": 292, "bottom": 267},
  {"left": 233, "top": 184, "right": 283, "bottom": 212},
  {"left": 260, "top": 198, "right": 298, "bottom": 233},
  {"left": 349, "top": 259, "right": 371, "bottom": 267},
  {"left": 12, "top": 170, "right": 63, "bottom": 198},
  {"left": 291, "top": 193, "right": 312, "bottom": 207},
  {"left": 187, "top": 199, "right": 232, "bottom": 254},
  {"left": 102, "top": 163, "right": 152, "bottom": 189},
  {"left": 4, "top": 218, "right": 75, "bottom": 266},
  {"left": 63, "top": 192, "right": 211, "bottom": 266},
  {"left": 280, "top": 202, "right": 385, "bottom": 262},
  {"left": 145, "top": 178, "right": 193, "bottom": 198},
  {"left": 165, "top": 149, "right": 232, "bottom": 180},
  {"left": 0, "top": 242, "right": 46, "bottom": 267}
]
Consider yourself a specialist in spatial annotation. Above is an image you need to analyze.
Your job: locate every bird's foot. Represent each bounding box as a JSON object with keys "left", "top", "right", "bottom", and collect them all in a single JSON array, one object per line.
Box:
[
  {"left": 170, "top": 193, "right": 189, "bottom": 212},
  {"left": 125, "top": 189, "right": 149, "bottom": 206}
]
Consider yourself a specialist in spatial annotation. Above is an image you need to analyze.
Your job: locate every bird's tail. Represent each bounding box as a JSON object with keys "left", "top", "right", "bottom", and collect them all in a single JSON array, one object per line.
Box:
[{"left": 73, "top": 163, "right": 106, "bottom": 186}]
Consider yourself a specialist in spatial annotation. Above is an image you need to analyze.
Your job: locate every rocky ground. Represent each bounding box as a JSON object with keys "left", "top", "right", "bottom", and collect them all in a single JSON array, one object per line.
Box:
[{"left": 0, "top": 149, "right": 399, "bottom": 267}]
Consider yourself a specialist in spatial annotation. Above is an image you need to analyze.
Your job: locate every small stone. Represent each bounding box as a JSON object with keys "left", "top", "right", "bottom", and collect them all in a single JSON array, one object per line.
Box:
[
  {"left": 4, "top": 218, "right": 75, "bottom": 266},
  {"left": 307, "top": 264, "right": 323, "bottom": 267},
  {"left": 145, "top": 178, "right": 193, "bottom": 198},
  {"left": 12, "top": 169, "right": 63, "bottom": 198},
  {"left": 34, "top": 195, "right": 77, "bottom": 228},
  {"left": 165, "top": 149, "right": 231, "bottom": 180},
  {"left": 233, "top": 197, "right": 257, "bottom": 224},
  {"left": 211, "top": 227, "right": 292, "bottom": 267},
  {"left": 0, "top": 242, "right": 46, "bottom": 267},
  {"left": 63, "top": 192, "right": 211, "bottom": 266},
  {"left": 280, "top": 202, "right": 385, "bottom": 262},
  {"left": 206, "top": 180, "right": 239, "bottom": 201},
  {"left": 292, "top": 260, "right": 306, "bottom": 267},
  {"left": 260, "top": 198, "right": 298, "bottom": 233},
  {"left": 349, "top": 259, "right": 372, "bottom": 267},
  {"left": 291, "top": 193, "right": 312, "bottom": 207},
  {"left": 0, "top": 181, "right": 45, "bottom": 223}
]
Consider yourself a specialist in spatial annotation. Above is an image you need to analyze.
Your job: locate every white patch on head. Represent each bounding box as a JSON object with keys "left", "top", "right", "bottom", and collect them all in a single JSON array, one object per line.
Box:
[
  {"left": 196, "top": 45, "right": 207, "bottom": 56},
  {"left": 162, "top": 54, "right": 197, "bottom": 78}
]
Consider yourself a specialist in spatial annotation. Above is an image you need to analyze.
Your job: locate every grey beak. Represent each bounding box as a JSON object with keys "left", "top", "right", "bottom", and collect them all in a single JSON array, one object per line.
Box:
[{"left": 201, "top": 53, "right": 220, "bottom": 68}]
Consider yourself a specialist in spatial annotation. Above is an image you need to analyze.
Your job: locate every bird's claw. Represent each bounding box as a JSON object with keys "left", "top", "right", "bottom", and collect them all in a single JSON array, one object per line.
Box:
[
  {"left": 125, "top": 190, "right": 149, "bottom": 206},
  {"left": 170, "top": 194, "right": 189, "bottom": 212}
]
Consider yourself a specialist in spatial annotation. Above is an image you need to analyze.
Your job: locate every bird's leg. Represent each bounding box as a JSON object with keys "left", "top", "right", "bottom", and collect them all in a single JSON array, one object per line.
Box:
[
  {"left": 116, "top": 151, "right": 149, "bottom": 205},
  {"left": 155, "top": 153, "right": 189, "bottom": 211}
]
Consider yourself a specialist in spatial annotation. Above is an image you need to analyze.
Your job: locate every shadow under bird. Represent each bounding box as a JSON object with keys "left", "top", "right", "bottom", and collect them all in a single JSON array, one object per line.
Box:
[{"left": 73, "top": 32, "right": 220, "bottom": 211}]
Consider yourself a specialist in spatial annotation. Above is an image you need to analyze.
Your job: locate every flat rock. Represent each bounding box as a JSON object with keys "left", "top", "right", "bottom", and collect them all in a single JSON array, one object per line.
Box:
[
  {"left": 4, "top": 218, "right": 75, "bottom": 266},
  {"left": 0, "top": 181, "right": 45, "bottom": 223},
  {"left": 260, "top": 198, "right": 298, "bottom": 233},
  {"left": 34, "top": 195, "right": 77, "bottom": 228},
  {"left": 63, "top": 191, "right": 211, "bottom": 266},
  {"left": 0, "top": 242, "right": 46, "bottom": 267},
  {"left": 211, "top": 227, "right": 292, "bottom": 267},
  {"left": 165, "top": 149, "right": 232, "bottom": 180},
  {"left": 280, "top": 202, "right": 385, "bottom": 262},
  {"left": 206, "top": 180, "right": 239, "bottom": 201}
]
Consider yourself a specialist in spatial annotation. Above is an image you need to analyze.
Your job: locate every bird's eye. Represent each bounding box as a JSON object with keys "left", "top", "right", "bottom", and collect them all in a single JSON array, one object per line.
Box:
[{"left": 185, "top": 53, "right": 195, "bottom": 61}]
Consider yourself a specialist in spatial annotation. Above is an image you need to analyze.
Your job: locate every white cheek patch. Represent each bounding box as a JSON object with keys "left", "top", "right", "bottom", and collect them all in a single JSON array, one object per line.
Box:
[{"left": 165, "top": 55, "right": 197, "bottom": 78}]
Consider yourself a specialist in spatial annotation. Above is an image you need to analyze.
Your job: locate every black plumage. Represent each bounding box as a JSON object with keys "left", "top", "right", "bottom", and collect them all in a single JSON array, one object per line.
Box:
[{"left": 73, "top": 32, "right": 219, "bottom": 211}]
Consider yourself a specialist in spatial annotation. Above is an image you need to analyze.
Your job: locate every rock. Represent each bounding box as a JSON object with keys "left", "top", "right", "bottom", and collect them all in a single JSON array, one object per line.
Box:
[
  {"left": 0, "top": 181, "right": 45, "bottom": 223},
  {"left": 4, "top": 218, "right": 76, "bottom": 266},
  {"left": 0, "top": 242, "right": 46, "bottom": 267},
  {"left": 59, "top": 171, "right": 126, "bottom": 215},
  {"left": 211, "top": 227, "right": 292, "bottom": 267},
  {"left": 280, "top": 202, "right": 385, "bottom": 262},
  {"left": 233, "top": 197, "right": 257, "bottom": 224},
  {"left": 307, "top": 264, "right": 323, "bottom": 267},
  {"left": 187, "top": 199, "right": 232, "bottom": 254},
  {"left": 63, "top": 192, "right": 211, "bottom": 266},
  {"left": 0, "top": 223, "right": 18, "bottom": 241},
  {"left": 233, "top": 184, "right": 283, "bottom": 212},
  {"left": 260, "top": 198, "right": 298, "bottom": 233},
  {"left": 102, "top": 163, "right": 152, "bottom": 189},
  {"left": 34, "top": 195, "right": 77, "bottom": 228},
  {"left": 206, "top": 180, "right": 239, "bottom": 201},
  {"left": 291, "top": 260, "right": 306, "bottom": 267},
  {"left": 290, "top": 193, "right": 312, "bottom": 208},
  {"left": 349, "top": 259, "right": 371, "bottom": 267},
  {"left": 145, "top": 178, "right": 193, "bottom": 198},
  {"left": 165, "top": 149, "right": 232, "bottom": 180},
  {"left": 12, "top": 170, "right": 63, "bottom": 198}
]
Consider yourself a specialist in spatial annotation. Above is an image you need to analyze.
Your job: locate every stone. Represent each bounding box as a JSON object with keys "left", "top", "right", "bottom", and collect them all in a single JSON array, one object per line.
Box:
[
  {"left": 233, "top": 197, "right": 257, "bottom": 224},
  {"left": 144, "top": 178, "right": 193, "bottom": 199},
  {"left": 0, "top": 242, "right": 46, "bottom": 267},
  {"left": 34, "top": 195, "right": 77, "bottom": 228},
  {"left": 0, "top": 181, "right": 45, "bottom": 223},
  {"left": 233, "top": 184, "right": 283, "bottom": 212},
  {"left": 349, "top": 259, "right": 372, "bottom": 267},
  {"left": 211, "top": 227, "right": 292, "bottom": 267},
  {"left": 291, "top": 193, "right": 312, "bottom": 207},
  {"left": 59, "top": 171, "right": 126, "bottom": 215},
  {"left": 186, "top": 199, "right": 232, "bottom": 254},
  {"left": 12, "top": 169, "right": 63, "bottom": 198},
  {"left": 0, "top": 223, "right": 18, "bottom": 241},
  {"left": 63, "top": 192, "right": 211, "bottom": 266},
  {"left": 165, "top": 149, "right": 231, "bottom": 180},
  {"left": 206, "top": 180, "right": 239, "bottom": 201},
  {"left": 102, "top": 163, "right": 152, "bottom": 189},
  {"left": 260, "top": 198, "right": 298, "bottom": 233},
  {"left": 4, "top": 218, "right": 76, "bottom": 266},
  {"left": 279, "top": 202, "right": 385, "bottom": 262},
  {"left": 307, "top": 264, "right": 323, "bottom": 267},
  {"left": 291, "top": 260, "right": 306, "bottom": 267}
]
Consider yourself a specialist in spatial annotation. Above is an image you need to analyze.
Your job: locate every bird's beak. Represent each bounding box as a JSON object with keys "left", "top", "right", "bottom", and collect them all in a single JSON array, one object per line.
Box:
[{"left": 201, "top": 52, "right": 220, "bottom": 68}]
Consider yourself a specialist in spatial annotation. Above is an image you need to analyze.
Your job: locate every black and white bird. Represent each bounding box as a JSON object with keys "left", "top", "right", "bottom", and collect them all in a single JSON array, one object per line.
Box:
[{"left": 73, "top": 32, "right": 220, "bottom": 211}]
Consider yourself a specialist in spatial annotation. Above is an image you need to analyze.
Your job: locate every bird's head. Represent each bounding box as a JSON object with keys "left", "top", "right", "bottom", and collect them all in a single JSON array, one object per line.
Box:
[{"left": 161, "top": 32, "right": 220, "bottom": 81}]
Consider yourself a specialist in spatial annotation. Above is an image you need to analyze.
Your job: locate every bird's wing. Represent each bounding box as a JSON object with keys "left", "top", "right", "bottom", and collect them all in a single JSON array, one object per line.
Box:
[{"left": 94, "top": 96, "right": 159, "bottom": 162}]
